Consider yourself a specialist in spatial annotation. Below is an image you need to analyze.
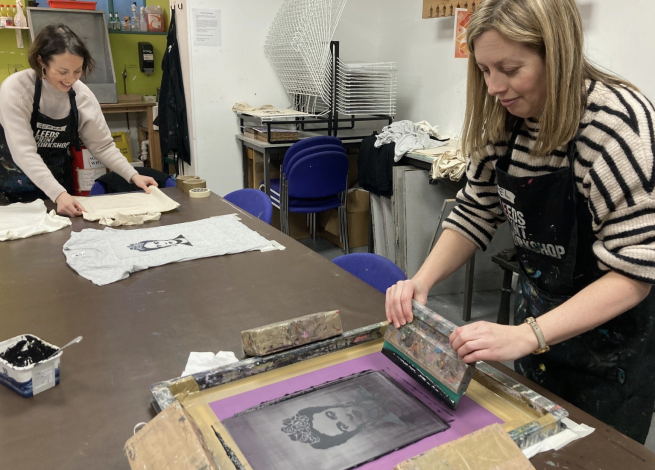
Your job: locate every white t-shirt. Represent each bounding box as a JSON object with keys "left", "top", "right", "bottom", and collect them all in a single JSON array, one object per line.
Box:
[{"left": 63, "top": 215, "right": 277, "bottom": 285}]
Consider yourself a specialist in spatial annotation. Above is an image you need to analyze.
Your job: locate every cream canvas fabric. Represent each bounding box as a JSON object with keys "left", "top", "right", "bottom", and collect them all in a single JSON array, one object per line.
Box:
[
  {"left": 0, "top": 199, "right": 71, "bottom": 241},
  {"left": 75, "top": 186, "right": 180, "bottom": 226}
]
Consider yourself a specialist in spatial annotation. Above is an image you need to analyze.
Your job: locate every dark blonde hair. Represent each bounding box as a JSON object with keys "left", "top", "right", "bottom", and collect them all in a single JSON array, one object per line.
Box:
[
  {"left": 28, "top": 24, "right": 95, "bottom": 77},
  {"left": 462, "top": 0, "right": 636, "bottom": 159}
]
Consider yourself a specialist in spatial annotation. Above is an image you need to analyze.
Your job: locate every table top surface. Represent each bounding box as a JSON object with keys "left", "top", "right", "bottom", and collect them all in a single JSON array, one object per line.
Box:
[
  {"left": 0, "top": 189, "right": 653, "bottom": 469},
  {"left": 100, "top": 101, "right": 156, "bottom": 111},
  {"left": 0, "top": 188, "right": 383, "bottom": 469},
  {"left": 236, "top": 128, "right": 374, "bottom": 149}
]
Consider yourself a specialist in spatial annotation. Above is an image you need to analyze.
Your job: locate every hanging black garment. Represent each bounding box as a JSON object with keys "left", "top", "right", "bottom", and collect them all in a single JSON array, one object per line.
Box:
[
  {"left": 159, "top": 8, "right": 191, "bottom": 169},
  {"left": 94, "top": 167, "right": 170, "bottom": 194},
  {"left": 496, "top": 121, "right": 655, "bottom": 443},
  {"left": 0, "top": 78, "right": 80, "bottom": 203},
  {"left": 357, "top": 133, "right": 396, "bottom": 197}
]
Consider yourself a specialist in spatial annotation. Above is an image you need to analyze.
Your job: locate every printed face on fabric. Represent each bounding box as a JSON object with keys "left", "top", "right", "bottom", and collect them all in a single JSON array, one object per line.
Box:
[
  {"left": 281, "top": 385, "right": 406, "bottom": 449},
  {"left": 39, "top": 52, "right": 84, "bottom": 93},
  {"left": 473, "top": 29, "right": 547, "bottom": 119},
  {"left": 128, "top": 235, "right": 193, "bottom": 252}
]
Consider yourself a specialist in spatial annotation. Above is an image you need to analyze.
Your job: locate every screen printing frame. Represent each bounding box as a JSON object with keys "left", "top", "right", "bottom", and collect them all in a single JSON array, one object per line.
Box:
[{"left": 150, "top": 322, "right": 568, "bottom": 462}]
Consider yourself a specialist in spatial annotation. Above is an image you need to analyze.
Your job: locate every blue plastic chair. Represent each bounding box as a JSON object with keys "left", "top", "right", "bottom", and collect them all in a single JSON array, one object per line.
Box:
[
  {"left": 224, "top": 188, "right": 273, "bottom": 224},
  {"left": 89, "top": 175, "right": 176, "bottom": 195},
  {"left": 282, "top": 150, "right": 350, "bottom": 252},
  {"left": 332, "top": 253, "right": 407, "bottom": 293},
  {"left": 268, "top": 144, "right": 346, "bottom": 208}
]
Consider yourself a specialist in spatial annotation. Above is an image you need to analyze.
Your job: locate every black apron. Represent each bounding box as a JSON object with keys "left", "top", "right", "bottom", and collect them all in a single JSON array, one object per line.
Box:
[
  {"left": 496, "top": 120, "right": 655, "bottom": 444},
  {"left": 0, "top": 77, "right": 80, "bottom": 203}
]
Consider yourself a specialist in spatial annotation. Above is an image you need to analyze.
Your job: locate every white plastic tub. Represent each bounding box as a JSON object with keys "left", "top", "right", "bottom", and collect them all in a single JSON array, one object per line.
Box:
[{"left": 0, "top": 335, "right": 62, "bottom": 398}]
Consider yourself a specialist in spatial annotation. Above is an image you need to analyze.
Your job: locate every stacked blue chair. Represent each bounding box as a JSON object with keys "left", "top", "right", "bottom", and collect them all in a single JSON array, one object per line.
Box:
[
  {"left": 332, "top": 253, "right": 407, "bottom": 293},
  {"left": 264, "top": 136, "right": 349, "bottom": 250},
  {"left": 223, "top": 188, "right": 273, "bottom": 224},
  {"left": 281, "top": 149, "right": 350, "bottom": 252}
]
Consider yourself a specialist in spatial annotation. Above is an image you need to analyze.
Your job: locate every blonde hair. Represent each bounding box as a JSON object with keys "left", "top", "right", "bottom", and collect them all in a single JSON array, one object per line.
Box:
[{"left": 462, "top": 0, "right": 636, "bottom": 159}]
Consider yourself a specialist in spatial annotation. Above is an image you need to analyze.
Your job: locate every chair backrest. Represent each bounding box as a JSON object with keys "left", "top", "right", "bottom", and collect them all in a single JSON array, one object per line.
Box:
[
  {"left": 89, "top": 176, "right": 176, "bottom": 195},
  {"left": 282, "top": 136, "right": 344, "bottom": 173},
  {"left": 332, "top": 253, "right": 407, "bottom": 293},
  {"left": 223, "top": 188, "right": 273, "bottom": 224},
  {"left": 287, "top": 151, "right": 349, "bottom": 199},
  {"left": 284, "top": 144, "right": 346, "bottom": 177}
]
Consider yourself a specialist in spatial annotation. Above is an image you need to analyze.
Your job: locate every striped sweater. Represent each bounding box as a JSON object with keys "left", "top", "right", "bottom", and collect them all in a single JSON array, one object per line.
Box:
[{"left": 443, "top": 80, "right": 655, "bottom": 283}]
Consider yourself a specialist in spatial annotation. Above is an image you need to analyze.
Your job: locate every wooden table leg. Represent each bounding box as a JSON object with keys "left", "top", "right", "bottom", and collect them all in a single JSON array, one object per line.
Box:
[{"left": 147, "top": 107, "right": 162, "bottom": 172}]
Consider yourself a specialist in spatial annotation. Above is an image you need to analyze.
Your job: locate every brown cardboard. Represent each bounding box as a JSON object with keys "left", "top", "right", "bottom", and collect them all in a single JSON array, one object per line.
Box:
[
  {"left": 241, "top": 310, "right": 342, "bottom": 356},
  {"left": 347, "top": 148, "right": 359, "bottom": 189},
  {"left": 271, "top": 207, "right": 312, "bottom": 239},
  {"left": 319, "top": 189, "right": 370, "bottom": 248},
  {"left": 395, "top": 423, "right": 535, "bottom": 470},
  {"left": 124, "top": 402, "right": 220, "bottom": 470},
  {"left": 247, "top": 147, "right": 280, "bottom": 189}
]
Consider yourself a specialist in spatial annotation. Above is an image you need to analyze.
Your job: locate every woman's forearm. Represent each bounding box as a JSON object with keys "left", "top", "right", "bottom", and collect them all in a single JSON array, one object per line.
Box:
[{"left": 537, "top": 271, "right": 651, "bottom": 346}]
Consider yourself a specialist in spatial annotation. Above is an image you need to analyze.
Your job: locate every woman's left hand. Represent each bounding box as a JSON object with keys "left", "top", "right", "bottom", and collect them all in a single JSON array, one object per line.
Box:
[
  {"left": 450, "top": 321, "right": 539, "bottom": 363},
  {"left": 132, "top": 174, "right": 158, "bottom": 194}
]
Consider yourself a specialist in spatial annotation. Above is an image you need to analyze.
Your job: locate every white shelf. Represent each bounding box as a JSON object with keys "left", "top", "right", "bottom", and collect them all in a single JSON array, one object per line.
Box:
[{"left": 0, "top": 26, "right": 29, "bottom": 29}]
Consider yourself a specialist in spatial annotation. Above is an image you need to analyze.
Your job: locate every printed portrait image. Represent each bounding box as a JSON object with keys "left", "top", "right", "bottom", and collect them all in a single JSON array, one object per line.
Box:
[
  {"left": 222, "top": 370, "right": 449, "bottom": 470},
  {"left": 127, "top": 235, "right": 193, "bottom": 252}
]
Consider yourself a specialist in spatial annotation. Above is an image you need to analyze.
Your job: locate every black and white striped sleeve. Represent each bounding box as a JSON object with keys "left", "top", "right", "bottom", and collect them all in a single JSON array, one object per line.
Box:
[
  {"left": 442, "top": 142, "right": 508, "bottom": 250},
  {"left": 580, "top": 84, "right": 655, "bottom": 283}
]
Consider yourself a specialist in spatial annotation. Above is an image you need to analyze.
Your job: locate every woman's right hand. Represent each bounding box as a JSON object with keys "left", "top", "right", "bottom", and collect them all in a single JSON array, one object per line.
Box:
[
  {"left": 56, "top": 192, "right": 86, "bottom": 217},
  {"left": 385, "top": 279, "right": 429, "bottom": 328}
]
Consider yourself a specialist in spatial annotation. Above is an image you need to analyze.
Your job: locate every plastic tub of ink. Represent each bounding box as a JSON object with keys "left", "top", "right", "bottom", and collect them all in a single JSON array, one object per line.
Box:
[{"left": 0, "top": 334, "right": 63, "bottom": 398}]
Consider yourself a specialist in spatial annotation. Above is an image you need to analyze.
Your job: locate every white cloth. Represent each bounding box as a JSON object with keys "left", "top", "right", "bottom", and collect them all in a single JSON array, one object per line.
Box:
[
  {"left": 374, "top": 120, "right": 447, "bottom": 161},
  {"left": 75, "top": 187, "right": 180, "bottom": 226},
  {"left": 63, "top": 214, "right": 279, "bottom": 286},
  {"left": 0, "top": 69, "right": 137, "bottom": 202},
  {"left": 0, "top": 199, "right": 71, "bottom": 241},
  {"left": 181, "top": 351, "right": 239, "bottom": 377},
  {"left": 522, "top": 417, "right": 595, "bottom": 459}
]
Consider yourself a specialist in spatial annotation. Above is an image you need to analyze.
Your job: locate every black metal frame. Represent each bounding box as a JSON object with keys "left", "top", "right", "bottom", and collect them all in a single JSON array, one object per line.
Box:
[{"left": 239, "top": 41, "right": 394, "bottom": 144}]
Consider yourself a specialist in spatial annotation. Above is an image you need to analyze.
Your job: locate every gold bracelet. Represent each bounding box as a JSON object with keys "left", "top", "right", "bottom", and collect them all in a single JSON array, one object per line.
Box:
[{"left": 524, "top": 317, "right": 550, "bottom": 354}]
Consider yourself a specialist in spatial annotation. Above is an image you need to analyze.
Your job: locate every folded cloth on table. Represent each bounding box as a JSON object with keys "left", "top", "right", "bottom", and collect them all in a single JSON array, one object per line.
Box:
[
  {"left": 0, "top": 199, "right": 71, "bottom": 241},
  {"left": 182, "top": 351, "right": 239, "bottom": 377},
  {"left": 75, "top": 186, "right": 180, "bottom": 227},
  {"left": 415, "top": 138, "right": 467, "bottom": 182},
  {"left": 375, "top": 120, "right": 447, "bottom": 161},
  {"left": 232, "top": 102, "right": 309, "bottom": 117}
]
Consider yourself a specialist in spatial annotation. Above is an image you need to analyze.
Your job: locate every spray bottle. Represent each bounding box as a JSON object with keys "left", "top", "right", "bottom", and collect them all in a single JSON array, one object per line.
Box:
[
  {"left": 131, "top": 2, "right": 138, "bottom": 31},
  {"left": 13, "top": 0, "right": 26, "bottom": 27},
  {"left": 139, "top": 6, "right": 147, "bottom": 33}
]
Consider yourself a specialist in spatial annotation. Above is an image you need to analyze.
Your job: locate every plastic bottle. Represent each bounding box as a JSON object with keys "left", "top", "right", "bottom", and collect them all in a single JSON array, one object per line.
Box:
[
  {"left": 139, "top": 6, "right": 147, "bottom": 33},
  {"left": 123, "top": 15, "right": 130, "bottom": 31},
  {"left": 12, "top": 0, "right": 25, "bottom": 26},
  {"left": 11, "top": 5, "right": 16, "bottom": 19},
  {"left": 144, "top": 5, "right": 163, "bottom": 32},
  {"left": 113, "top": 12, "right": 120, "bottom": 31},
  {"left": 131, "top": 2, "right": 138, "bottom": 31},
  {"left": 0, "top": 5, "right": 6, "bottom": 18}
]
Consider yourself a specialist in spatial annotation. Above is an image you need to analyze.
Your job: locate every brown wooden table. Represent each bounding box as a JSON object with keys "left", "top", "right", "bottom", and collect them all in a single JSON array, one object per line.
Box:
[{"left": 0, "top": 189, "right": 653, "bottom": 469}]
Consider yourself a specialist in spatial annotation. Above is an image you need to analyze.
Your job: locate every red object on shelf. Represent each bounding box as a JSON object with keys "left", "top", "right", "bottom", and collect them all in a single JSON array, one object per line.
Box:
[{"left": 47, "top": 0, "right": 96, "bottom": 10}]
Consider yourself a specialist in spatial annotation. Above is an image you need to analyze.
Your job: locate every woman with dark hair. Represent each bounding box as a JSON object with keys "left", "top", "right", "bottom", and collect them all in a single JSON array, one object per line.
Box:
[{"left": 0, "top": 24, "right": 157, "bottom": 216}]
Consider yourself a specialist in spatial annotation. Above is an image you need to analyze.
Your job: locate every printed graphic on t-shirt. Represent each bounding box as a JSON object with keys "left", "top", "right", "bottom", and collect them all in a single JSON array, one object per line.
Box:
[{"left": 128, "top": 235, "right": 193, "bottom": 252}]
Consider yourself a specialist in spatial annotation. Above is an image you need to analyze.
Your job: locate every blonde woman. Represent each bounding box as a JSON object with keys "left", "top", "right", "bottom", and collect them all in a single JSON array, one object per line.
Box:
[{"left": 386, "top": 0, "right": 655, "bottom": 443}]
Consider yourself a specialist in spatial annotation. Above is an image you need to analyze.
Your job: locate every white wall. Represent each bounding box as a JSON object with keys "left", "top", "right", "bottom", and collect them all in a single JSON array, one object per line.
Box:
[
  {"left": 178, "top": 0, "right": 655, "bottom": 193},
  {"left": 375, "top": 0, "right": 655, "bottom": 136},
  {"left": 176, "top": 0, "right": 385, "bottom": 195}
]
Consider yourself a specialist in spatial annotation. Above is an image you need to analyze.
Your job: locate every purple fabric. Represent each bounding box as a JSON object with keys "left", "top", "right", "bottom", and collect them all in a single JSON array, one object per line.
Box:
[{"left": 210, "top": 352, "right": 503, "bottom": 469}]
